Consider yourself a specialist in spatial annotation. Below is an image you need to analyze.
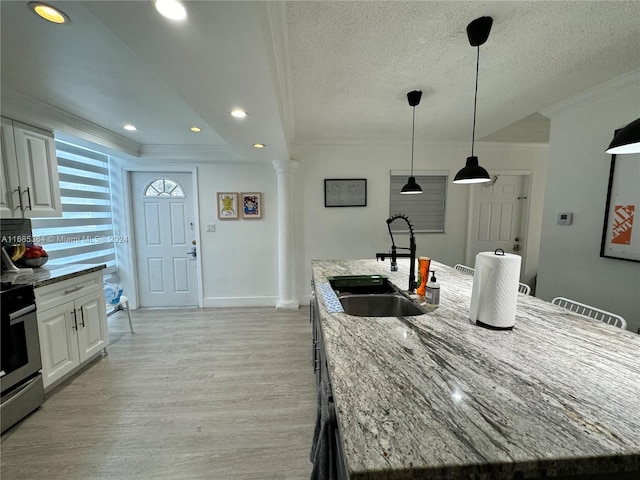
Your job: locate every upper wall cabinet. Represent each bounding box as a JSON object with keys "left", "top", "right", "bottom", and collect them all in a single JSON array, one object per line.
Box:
[{"left": 1, "top": 116, "right": 62, "bottom": 218}]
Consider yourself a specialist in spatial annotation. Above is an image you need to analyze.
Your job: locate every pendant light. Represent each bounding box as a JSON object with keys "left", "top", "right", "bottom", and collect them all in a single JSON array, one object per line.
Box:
[
  {"left": 453, "top": 16, "right": 493, "bottom": 185},
  {"left": 401, "top": 90, "right": 423, "bottom": 195},
  {"left": 605, "top": 118, "right": 640, "bottom": 155}
]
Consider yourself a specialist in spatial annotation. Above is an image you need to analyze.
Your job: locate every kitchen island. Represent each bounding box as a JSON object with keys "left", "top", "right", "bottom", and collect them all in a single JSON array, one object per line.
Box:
[{"left": 312, "top": 259, "right": 640, "bottom": 480}]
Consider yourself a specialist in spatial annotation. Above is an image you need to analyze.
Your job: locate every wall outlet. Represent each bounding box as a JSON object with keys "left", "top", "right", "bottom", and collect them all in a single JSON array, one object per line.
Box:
[
  {"left": 206, "top": 223, "right": 216, "bottom": 232},
  {"left": 557, "top": 212, "right": 573, "bottom": 225}
]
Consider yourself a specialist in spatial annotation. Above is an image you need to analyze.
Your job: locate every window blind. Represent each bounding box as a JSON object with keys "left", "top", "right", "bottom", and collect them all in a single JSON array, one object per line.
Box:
[
  {"left": 31, "top": 141, "right": 117, "bottom": 277},
  {"left": 389, "top": 175, "right": 447, "bottom": 233}
]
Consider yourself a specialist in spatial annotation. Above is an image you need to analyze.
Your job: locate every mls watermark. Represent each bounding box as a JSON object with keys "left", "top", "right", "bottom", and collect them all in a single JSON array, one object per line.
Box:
[
  {"left": 63, "top": 235, "right": 130, "bottom": 244},
  {"left": 1, "top": 235, "right": 129, "bottom": 244}
]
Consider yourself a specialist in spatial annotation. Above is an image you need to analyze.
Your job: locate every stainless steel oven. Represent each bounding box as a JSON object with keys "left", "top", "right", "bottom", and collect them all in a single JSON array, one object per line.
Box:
[{"left": 1, "top": 282, "right": 44, "bottom": 434}]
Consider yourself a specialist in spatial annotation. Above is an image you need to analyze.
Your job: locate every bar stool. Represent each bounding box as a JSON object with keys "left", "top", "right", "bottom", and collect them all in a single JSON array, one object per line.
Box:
[{"left": 109, "top": 295, "right": 134, "bottom": 333}]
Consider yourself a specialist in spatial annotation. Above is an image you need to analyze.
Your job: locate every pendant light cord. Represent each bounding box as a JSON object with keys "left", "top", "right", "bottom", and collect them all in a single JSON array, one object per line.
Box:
[
  {"left": 410, "top": 106, "right": 416, "bottom": 175},
  {"left": 471, "top": 45, "right": 480, "bottom": 157}
]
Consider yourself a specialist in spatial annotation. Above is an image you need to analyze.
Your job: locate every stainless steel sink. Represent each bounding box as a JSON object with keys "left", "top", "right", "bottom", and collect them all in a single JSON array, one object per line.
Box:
[
  {"left": 329, "top": 275, "right": 395, "bottom": 295},
  {"left": 337, "top": 293, "right": 425, "bottom": 317}
]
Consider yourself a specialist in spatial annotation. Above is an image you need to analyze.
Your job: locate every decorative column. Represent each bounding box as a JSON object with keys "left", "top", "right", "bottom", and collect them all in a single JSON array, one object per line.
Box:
[{"left": 272, "top": 159, "right": 299, "bottom": 309}]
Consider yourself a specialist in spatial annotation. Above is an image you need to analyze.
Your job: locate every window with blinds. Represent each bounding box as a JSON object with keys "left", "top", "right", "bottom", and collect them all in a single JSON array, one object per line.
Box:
[
  {"left": 31, "top": 141, "right": 117, "bottom": 277},
  {"left": 389, "top": 174, "right": 447, "bottom": 233}
]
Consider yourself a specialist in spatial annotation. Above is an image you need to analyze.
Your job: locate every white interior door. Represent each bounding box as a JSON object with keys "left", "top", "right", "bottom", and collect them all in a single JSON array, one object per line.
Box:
[
  {"left": 466, "top": 175, "right": 527, "bottom": 266},
  {"left": 131, "top": 172, "right": 198, "bottom": 308}
]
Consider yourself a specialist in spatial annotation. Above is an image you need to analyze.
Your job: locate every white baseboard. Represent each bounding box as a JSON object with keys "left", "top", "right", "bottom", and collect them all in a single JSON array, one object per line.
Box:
[{"left": 203, "top": 296, "right": 280, "bottom": 308}]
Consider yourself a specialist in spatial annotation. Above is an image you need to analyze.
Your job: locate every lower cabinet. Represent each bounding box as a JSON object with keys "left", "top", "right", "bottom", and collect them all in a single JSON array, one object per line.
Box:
[
  {"left": 311, "top": 291, "right": 328, "bottom": 386},
  {"left": 35, "top": 271, "right": 108, "bottom": 389},
  {"left": 310, "top": 287, "right": 348, "bottom": 480}
]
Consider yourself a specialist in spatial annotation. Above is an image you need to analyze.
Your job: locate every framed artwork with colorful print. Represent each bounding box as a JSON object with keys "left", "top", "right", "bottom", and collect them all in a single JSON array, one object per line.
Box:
[
  {"left": 241, "top": 192, "right": 262, "bottom": 219},
  {"left": 600, "top": 150, "right": 640, "bottom": 262},
  {"left": 217, "top": 192, "right": 239, "bottom": 219}
]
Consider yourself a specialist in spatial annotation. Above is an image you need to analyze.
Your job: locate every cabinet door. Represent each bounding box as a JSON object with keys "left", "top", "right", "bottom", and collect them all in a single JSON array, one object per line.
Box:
[
  {"left": 37, "top": 301, "right": 80, "bottom": 388},
  {"left": 0, "top": 117, "right": 20, "bottom": 218},
  {"left": 12, "top": 122, "right": 61, "bottom": 218},
  {"left": 75, "top": 289, "right": 109, "bottom": 363}
]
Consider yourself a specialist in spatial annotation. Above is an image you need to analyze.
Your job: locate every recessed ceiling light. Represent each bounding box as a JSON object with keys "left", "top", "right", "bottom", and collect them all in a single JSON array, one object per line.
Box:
[
  {"left": 28, "top": 2, "right": 69, "bottom": 24},
  {"left": 190, "top": 127, "right": 202, "bottom": 133},
  {"left": 230, "top": 109, "right": 248, "bottom": 118},
  {"left": 123, "top": 124, "right": 138, "bottom": 131},
  {"left": 154, "top": 0, "right": 187, "bottom": 21},
  {"left": 253, "top": 143, "right": 265, "bottom": 149}
]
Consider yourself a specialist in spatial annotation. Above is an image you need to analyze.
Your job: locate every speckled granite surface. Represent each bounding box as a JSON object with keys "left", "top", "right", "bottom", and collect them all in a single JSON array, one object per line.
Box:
[
  {"left": 312, "top": 259, "right": 640, "bottom": 480},
  {"left": 1, "top": 263, "right": 106, "bottom": 288}
]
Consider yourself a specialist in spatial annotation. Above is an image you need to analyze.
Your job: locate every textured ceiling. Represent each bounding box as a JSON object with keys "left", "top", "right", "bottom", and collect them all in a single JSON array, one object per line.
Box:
[
  {"left": 286, "top": 1, "right": 639, "bottom": 145},
  {"left": 1, "top": 1, "right": 639, "bottom": 162}
]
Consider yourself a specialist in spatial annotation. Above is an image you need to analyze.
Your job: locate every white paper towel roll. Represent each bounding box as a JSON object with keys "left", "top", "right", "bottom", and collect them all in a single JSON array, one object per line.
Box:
[{"left": 469, "top": 251, "right": 522, "bottom": 330}]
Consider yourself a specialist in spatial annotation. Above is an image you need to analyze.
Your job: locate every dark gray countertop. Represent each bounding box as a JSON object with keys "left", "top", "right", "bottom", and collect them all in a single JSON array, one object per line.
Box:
[
  {"left": 312, "top": 259, "right": 640, "bottom": 480},
  {"left": 1, "top": 263, "right": 106, "bottom": 288}
]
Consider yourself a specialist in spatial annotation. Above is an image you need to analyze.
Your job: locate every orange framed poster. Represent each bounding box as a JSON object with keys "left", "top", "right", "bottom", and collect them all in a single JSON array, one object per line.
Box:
[{"left": 600, "top": 152, "right": 639, "bottom": 262}]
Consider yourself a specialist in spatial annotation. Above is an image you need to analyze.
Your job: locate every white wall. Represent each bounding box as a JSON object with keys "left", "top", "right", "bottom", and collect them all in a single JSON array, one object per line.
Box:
[
  {"left": 9, "top": 104, "right": 548, "bottom": 310},
  {"left": 537, "top": 74, "right": 640, "bottom": 332},
  {"left": 292, "top": 141, "right": 549, "bottom": 301},
  {"left": 196, "top": 163, "right": 279, "bottom": 306},
  {"left": 110, "top": 159, "right": 279, "bottom": 308}
]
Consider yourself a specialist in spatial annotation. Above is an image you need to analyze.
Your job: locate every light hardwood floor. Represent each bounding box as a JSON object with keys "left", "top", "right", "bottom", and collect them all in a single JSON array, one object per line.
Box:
[{"left": 1, "top": 306, "right": 316, "bottom": 480}]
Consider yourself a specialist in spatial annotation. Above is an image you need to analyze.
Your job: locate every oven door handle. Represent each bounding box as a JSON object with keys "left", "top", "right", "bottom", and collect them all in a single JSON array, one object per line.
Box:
[{"left": 9, "top": 304, "right": 36, "bottom": 322}]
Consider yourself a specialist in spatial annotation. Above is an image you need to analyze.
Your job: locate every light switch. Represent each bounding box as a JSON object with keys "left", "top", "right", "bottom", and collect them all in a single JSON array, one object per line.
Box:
[
  {"left": 206, "top": 223, "right": 216, "bottom": 232},
  {"left": 557, "top": 212, "right": 573, "bottom": 225}
]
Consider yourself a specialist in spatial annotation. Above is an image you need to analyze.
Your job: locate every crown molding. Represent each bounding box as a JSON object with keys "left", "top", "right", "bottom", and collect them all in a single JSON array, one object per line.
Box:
[
  {"left": 0, "top": 87, "right": 141, "bottom": 157},
  {"left": 139, "top": 144, "right": 244, "bottom": 162},
  {"left": 292, "top": 138, "right": 547, "bottom": 150},
  {"left": 540, "top": 69, "right": 640, "bottom": 118},
  {"left": 256, "top": 1, "right": 295, "bottom": 146}
]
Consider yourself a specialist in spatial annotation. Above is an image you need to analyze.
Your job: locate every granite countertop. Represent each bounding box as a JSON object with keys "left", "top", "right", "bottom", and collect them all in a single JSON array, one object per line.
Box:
[
  {"left": 312, "top": 259, "right": 640, "bottom": 480},
  {"left": 1, "top": 263, "right": 106, "bottom": 288}
]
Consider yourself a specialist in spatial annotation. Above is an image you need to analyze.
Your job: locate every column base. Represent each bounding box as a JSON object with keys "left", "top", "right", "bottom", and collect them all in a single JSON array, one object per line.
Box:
[{"left": 276, "top": 299, "right": 300, "bottom": 310}]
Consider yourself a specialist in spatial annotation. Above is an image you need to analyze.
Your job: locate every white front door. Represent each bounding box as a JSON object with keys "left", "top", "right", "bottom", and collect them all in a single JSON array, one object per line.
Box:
[
  {"left": 131, "top": 172, "right": 198, "bottom": 308},
  {"left": 466, "top": 174, "right": 527, "bottom": 267}
]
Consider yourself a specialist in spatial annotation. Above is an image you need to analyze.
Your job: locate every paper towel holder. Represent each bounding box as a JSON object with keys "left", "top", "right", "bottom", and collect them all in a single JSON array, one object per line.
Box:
[{"left": 494, "top": 248, "right": 505, "bottom": 256}]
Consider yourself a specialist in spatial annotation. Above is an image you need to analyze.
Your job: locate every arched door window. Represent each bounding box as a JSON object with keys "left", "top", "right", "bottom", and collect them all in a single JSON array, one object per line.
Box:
[{"left": 143, "top": 178, "right": 185, "bottom": 198}]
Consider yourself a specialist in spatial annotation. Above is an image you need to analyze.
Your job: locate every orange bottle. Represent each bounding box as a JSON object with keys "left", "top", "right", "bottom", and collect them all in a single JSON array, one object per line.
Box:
[{"left": 416, "top": 256, "right": 431, "bottom": 298}]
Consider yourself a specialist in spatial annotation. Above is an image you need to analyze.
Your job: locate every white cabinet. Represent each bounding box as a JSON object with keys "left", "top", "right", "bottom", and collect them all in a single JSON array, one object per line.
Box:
[
  {"left": 35, "top": 271, "right": 109, "bottom": 389},
  {"left": 37, "top": 302, "right": 79, "bottom": 386},
  {"left": 0, "top": 116, "right": 61, "bottom": 219}
]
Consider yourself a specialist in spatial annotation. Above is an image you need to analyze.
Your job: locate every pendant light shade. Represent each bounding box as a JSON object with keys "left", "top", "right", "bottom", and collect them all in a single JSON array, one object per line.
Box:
[
  {"left": 453, "top": 16, "right": 493, "bottom": 185},
  {"left": 400, "top": 90, "right": 423, "bottom": 195},
  {"left": 453, "top": 156, "right": 490, "bottom": 184},
  {"left": 401, "top": 176, "right": 423, "bottom": 194},
  {"left": 606, "top": 118, "right": 640, "bottom": 155}
]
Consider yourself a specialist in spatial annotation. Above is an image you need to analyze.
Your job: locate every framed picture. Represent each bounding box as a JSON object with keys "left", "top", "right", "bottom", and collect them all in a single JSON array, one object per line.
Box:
[
  {"left": 217, "top": 192, "right": 239, "bottom": 219},
  {"left": 241, "top": 192, "right": 262, "bottom": 219},
  {"left": 600, "top": 151, "right": 640, "bottom": 262},
  {"left": 324, "top": 178, "right": 367, "bottom": 207}
]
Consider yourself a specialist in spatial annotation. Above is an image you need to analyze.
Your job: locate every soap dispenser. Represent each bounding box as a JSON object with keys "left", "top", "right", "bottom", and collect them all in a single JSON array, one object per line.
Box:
[{"left": 426, "top": 270, "right": 440, "bottom": 306}]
